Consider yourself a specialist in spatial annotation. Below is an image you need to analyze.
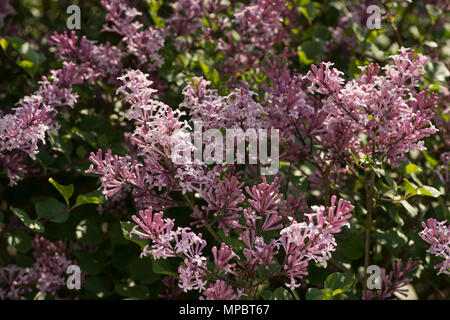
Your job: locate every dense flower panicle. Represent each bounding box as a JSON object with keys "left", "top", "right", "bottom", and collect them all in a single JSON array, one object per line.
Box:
[
  {"left": 181, "top": 77, "right": 266, "bottom": 131},
  {"left": 87, "top": 149, "right": 141, "bottom": 197},
  {"left": 217, "top": 0, "right": 295, "bottom": 79},
  {"left": 241, "top": 230, "right": 280, "bottom": 272},
  {"left": 282, "top": 193, "right": 308, "bottom": 218},
  {"left": 363, "top": 258, "right": 419, "bottom": 300},
  {"left": 279, "top": 196, "right": 354, "bottom": 289},
  {"left": 49, "top": 31, "right": 124, "bottom": 84},
  {"left": 420, "top": 218, "right": 450, "bottom": 275},
  {"left": 0, "top": 236, "right": 73, "bottom": 300},
  {"left": 233, "top": 0, "right": 288, "bottom": 50},
  {"left": 101, "top": 0, "right": 165, "bottom": 71},
  {"left": 262, "top": 58, "right": 325, "bottom": 161},
  {"left": 178, "top": 259, "right": 208, "bottom": 292},
  {"left": 25, "top": 62, "right": 82, "bottom": 108},
  {"left": 245, "top": 176, "right": 284, "bottom": 232},
  {"left": 88, "top": 70, "right": 215, "bottom": 208},
  {"left": 191, "top": 173, "right": 245, "bottom": 235},
  {"left": 1, "top": 0, "right": 447, "bottom": 302},
  {"left": 101, "top": 0, "right": 142, "bottom": 36},
  {"left": 305, "top": 48, "right": 438, "bottom": 167},
  {"left": 181, "top": 77, "right": 227, "bottom": 130},
  {"left": 0, "top": 265, "right": 32, "bottom": 300},
  {"left": 212, "top": 243, "right": 238, "bottom": 274},
  {"left": 31, "top": 236, "right": 73, "bottom": 295},
  {"left": 200, "top": 280, "right": 243, "bottom": 300},
  {"left": 130, "top": 207, "right": 208, "bottom": 292},
  {"left": 131, "top": 207, "right": 175, "bottom": 244},
  {"left": 305, "top": 61, "right": 345, "bottom": 95},
  {"left": 0, "top": 101, "right": 53, "bottom": 160},
  {"left": 167, "top": 0, "right": 204, "bottom": 36},
  {"left": 0, "top": 62, "right": 81, "bottom": 185}
]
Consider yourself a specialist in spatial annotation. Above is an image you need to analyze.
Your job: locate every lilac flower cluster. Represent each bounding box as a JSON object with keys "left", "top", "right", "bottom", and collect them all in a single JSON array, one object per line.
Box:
[
  {"left": 50, "top": 31, "right": 124, "bottom": 84},
  {"left": 363, "top": 258, "right": 419, "bottom": 300},
  {"left": 131, "top": 207, "right": 209, "bottom": 291},
  {"left": 0, "top": 236, "right": 73, "bottom": 300},
  {"left": 87, "top": 70, "right": 215, "bottom": 210},
  {"left": 0, "top": 62, "right": 81, "bottom": 185},
  {"left": 50, "top": 0, "right": 165, "bottom": 86},
  {"left": 305, "top": 48, "right": 437, "bottom": 167},
  {"left": 420, "top": 218, "right": 450, "bottom": 275},
  {"left": 101, "top": 0, "right": 166, "bottom": 71},
  {"left": 129, "top": 174, "right": 354, "bottom": 297},
  {"left": 280, "top": 195, "right": 354, "bottom": 289}
]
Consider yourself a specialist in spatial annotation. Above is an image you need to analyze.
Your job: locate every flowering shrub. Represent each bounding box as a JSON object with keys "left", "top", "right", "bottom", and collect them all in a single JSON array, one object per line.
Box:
[{"left": 0, "top": 0, "right": 448, "bottom": 300}]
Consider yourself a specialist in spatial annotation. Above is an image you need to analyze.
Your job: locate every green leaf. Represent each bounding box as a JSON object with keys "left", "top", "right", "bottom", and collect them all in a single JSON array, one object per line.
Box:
[
  {"left": 34, "top": 197, "right": 68, "bottom": 223},
  {"left": 218, "top": 230, "right": 244, "bottom": 251},
  {"left": 426, "top": 4, "right": 443, "bottom": 21},
  {"left": 375, "top": 229, "right": 408, "bottom": 252},
  {"left": 402, "top": 179, "right": 417, "bottom": 196},
  {"left": 384, "top": 174, "right": 397, "bottom": 191},
  {"left": 388, "top": 206, "right": 404, "bottom": 226},
  {"left": 129, "top": 256, "right": 159, "bottom": 284},
  {"left": 425, "top": 62, "right": 450, "bottom": 83},
  {"left": 422, "top": 151, "right": 439, "bottom": 168},
  {"left": 257, "top": 261, "right": 280, "bottom": 280},
  {"left": 120, "top": 221, "right": 148, "bottom": 249},
  {"left": 49, "top": 178, "right": 74, "bottom": 204},
  {"left": 297, "top": 50, "right": 313, "bottom": 65},
  {"left": 7, "top": 231, "right": 32, "bottom": 253},
  {"left": 199, "top": 61, "right": 210, "bottom": 76},
  {"left": 306, "top": 288, "right": 326, "bottom": 300},
  {"left": 325, "top": 272, "right": 356, "bottom": 293},
  {"left": 302, "top": 40, "right": 324, "bottom": 60},
  {"left": 404, "top": 164, "right": 422, "bottom": 175},
  {"left": 152, "top": 258, "right": 177, "bottom": 277},
  {"left": 17, "top": 60, "right": 37, "bottom": 75},
  {"left": 48, "top": 134, "right": 73, "bottom": 159},
  {"left": 84, "top": 277, "right": 110, "bottom": 297},
  {"left": 416, "top": 186, "right": 441, "bottom": 198},
  {"left": 10, "top": 207, "right": 44, "bottom": 233},
  {"left": 400, "top": 200, "right": 418, "bottom": 217},
  {"left": 264, "top": 287, "right": 292, "bottom": 300},
  {"left": 75, "top": 194, "right": 103, "bottom": 207},
  {"left": 0, "top": 38, "right": 8, "bottom": 50}
]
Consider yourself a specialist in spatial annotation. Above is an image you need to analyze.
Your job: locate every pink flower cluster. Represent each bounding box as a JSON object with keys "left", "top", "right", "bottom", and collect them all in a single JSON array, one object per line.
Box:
[
  {"left": 131, "top": 207, "right": 209, "bottom": 292},
  {"left": 129, "top": 175, "right": 354, "bottom": 297},
  {"left": 50, "top": 0, "right": 165, "bottom": 85},
  {"left": 87, "top": 70, "right": 214, "bottom": 209},
  {"left": 181, "top": 77, "right": 266, "bottom": 131},
  {"left": 0, "top": 62, "right": 81, "bottom": 185},
  {"left": 50, "top": 31, "right": 124, "bottom": 84},
  {"left": 101, "top": 0, "right": 166, "bottom": 71},
  {"left": 420, "top": 218, "right": 450, "bottom": 275},
  {"left": 280, "top": 195, "right": 354, "bottom": 289},
  {"left": 305, "top": 48, "right": 438, "bottom": 167},
  {"left": 0, "top": 236, "right": 73, "bottom": 300},
  {"left": 219, "top": 0, "right": 296, "bottom": 81},
  {"left": 363, "top": 258, "right": 419, "bottom": 300}
]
